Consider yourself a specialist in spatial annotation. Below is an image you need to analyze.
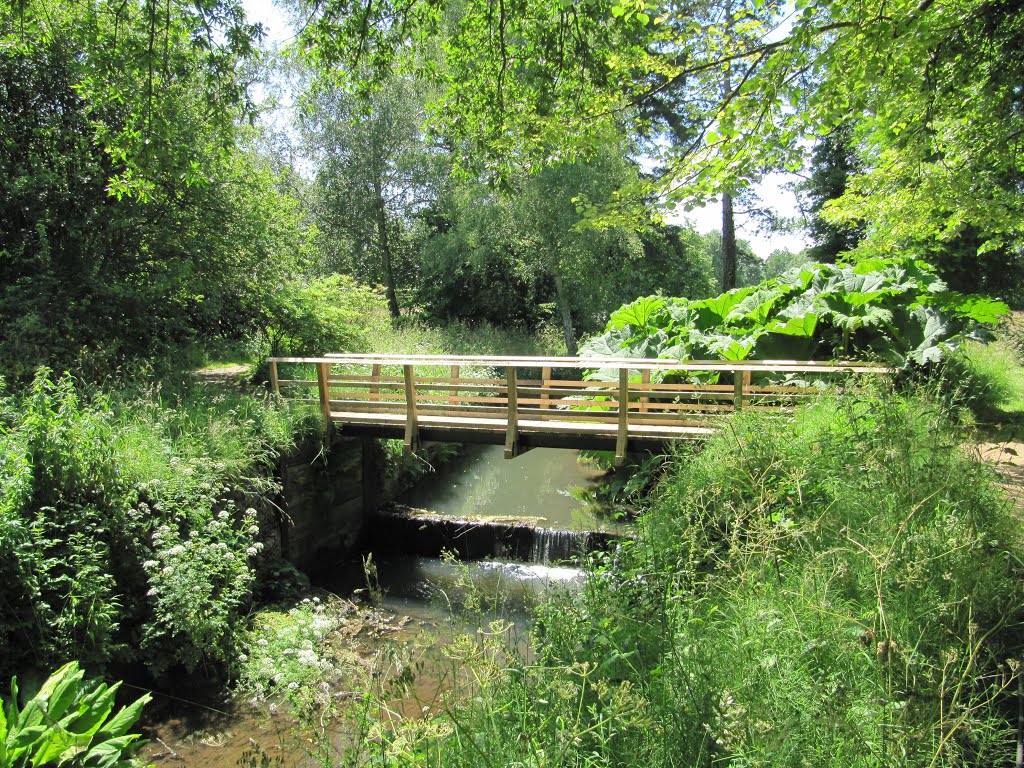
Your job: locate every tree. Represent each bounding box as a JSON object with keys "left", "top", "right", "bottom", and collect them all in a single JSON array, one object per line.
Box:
[
  {"left": 801, "top": 121, "right": 863, "bottom": 262},
  {"left": 0, "top": 0, "right": 308, "bottom": 376},
  {"left": 300, "top": 73, "right": 444, "bottom": 319},
  {"left": 704, "top": 231, "right": 763, "bottom": 288},
  {"left": 764, "top": 247, "right": 810, "bottom": 280},
  {"left": 297, "top": 0, "right": 1024, "bottom": 282}
]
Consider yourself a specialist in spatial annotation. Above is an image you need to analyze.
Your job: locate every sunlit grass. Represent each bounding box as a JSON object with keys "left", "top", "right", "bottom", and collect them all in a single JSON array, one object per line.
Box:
[{"left": 962, "top": 339, "right": 1024, "bottom": 415}]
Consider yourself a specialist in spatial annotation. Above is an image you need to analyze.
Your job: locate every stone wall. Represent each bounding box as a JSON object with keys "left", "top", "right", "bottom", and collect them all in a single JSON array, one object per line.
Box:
[{"left": 276, "top": 434, "right": 371, "bottom": 573}]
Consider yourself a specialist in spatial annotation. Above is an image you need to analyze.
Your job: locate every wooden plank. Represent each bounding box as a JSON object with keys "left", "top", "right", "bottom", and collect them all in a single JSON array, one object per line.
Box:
[
  {"left": 734, "top": 371, "right": 745, "bottom": 411},
  {"left": 269, "top": 360, "right": 281, "bottom": 398},
  {"left": 449, "top": 365, "right": 460, "bottom": 406},
  {"left": 317, "top": 363, "right": 332, "bottom": 429},
  {"left": 327, "top": 410, "right": 717, "bottom": 440},
  {"left": 403, "top": 364, "right": 419, "bottom": 454},
  {"left": 640, "top": 369, "right": 650, "bottom": 413},
  {"left": 370, "top": 363, "right": 382, "bottom": 403},
  {"left": 616, "top": 367, "right": 629, "bottom": 466},
  {"left": 307, "top": 353, "right": 893, "bottom": 374},
  {"left": 505, "top": 366, "right": 519, "bottom": 459},
  {"left": 541, "top": 366, "right": 552, "bottom": 410},
  {"left": 328, "top": 374, "right": 506, "bottom": 386}
]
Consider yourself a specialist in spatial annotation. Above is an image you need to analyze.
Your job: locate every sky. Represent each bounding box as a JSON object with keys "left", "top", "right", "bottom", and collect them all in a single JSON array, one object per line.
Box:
[{"left": 240, "top": 0, "right": 812, "bottom": 259}]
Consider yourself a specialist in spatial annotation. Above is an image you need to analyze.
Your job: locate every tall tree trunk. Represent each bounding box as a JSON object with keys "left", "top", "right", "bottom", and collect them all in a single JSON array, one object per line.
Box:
[
  {"left": 721, "top": 191, "right": 737, "bottom": 291},
  {"left": 552, "top": 271, "right": 577, "bottom": 356},
  {"left": 373, "top": 181, "right": 400, "bottom": 319},
  {"left": 720, "top": 0, "right": 738, "bottom": 292}
]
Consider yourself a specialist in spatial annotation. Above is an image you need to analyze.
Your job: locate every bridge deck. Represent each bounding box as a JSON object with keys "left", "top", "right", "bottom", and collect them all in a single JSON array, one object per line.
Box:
[{"left": 268, "top": 355, "right": 889, "bottom": 464}]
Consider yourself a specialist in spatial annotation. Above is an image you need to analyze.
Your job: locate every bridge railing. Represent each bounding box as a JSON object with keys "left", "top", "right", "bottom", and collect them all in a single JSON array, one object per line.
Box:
[{"left": 267, "top": 354, "right": 890, "bottom": 464}]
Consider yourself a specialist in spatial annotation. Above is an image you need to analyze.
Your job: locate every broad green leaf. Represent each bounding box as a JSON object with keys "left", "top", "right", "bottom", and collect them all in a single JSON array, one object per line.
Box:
[
  {"left": 31, "top": 725, "right": 80, "bottom": 767},
  {"left": 39, "top": 663, "right": 85, "bottom": 722},
  {"left": 93, "top": 694, "right": 151, "bottom": 743},
  {"left": 66, "top": 682, "right": 117, "bottom": 740},
  {"left": 725, "top": 285, "right": 786, "bottom": 326},
  {"left": 766, "top": 312, "right": 818, "bottom": 337},
  {"left": 691, "top": 287, "right": 755, "bottom": 330},
  {"left": 82, "top": 734, "right": 142, "bottom": 768},
  {"left": 608, "top": 295, "right": 665, "bottom": 331}
]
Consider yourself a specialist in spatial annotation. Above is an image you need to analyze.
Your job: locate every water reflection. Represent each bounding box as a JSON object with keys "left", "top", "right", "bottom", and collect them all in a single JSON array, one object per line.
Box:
[{"left": 395, "top": 445, "right": 608, "bottom": 530}]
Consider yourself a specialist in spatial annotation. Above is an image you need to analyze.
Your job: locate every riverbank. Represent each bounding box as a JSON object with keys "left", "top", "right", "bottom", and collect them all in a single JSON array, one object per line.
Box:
[{"left": 247, "top": 383, "right": 1022, "bottom": 768}]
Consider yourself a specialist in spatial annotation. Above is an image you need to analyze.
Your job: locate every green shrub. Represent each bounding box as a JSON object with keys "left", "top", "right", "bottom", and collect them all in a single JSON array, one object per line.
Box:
[
  {"left": 260, "top": 275, "right": 389, "bottom": 357},
  {"left": 0, "top": 371, "right": 318, "bottom": 681},
  {"left": 584, "top": 256, "right": 1006, "bottom": 369},
  {"left": 391, "top": 385, "right": 1024, "bottom": 767}
]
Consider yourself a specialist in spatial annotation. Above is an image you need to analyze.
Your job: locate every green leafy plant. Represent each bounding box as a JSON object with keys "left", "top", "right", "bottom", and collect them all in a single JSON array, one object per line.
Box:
[
  {"left": 259, "top": 275, "right": 389, "bottom": 358},
  {"left": 582, "top": 257, "right": 1007, "bottom": 372},
  {"left": 1, "top": 662, "right": 151, "bottom": 768}
]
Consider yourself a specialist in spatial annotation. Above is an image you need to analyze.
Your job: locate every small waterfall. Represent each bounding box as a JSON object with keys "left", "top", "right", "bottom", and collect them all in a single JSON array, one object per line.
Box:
[
  {"left": 373, "top": 504, "right": 622, "bottom": 565},
  {"left": 529, "top": 527, "right": 592, "bottom": 565}
]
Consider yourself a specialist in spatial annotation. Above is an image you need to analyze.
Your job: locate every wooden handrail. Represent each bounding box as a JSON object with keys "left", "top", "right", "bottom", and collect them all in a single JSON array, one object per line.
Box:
[
  {"left": 269, "top": 354, "right": 891, "bottom": 374},
  {"left": 271, "top": 354, "right": 891, "bottom": 464}
]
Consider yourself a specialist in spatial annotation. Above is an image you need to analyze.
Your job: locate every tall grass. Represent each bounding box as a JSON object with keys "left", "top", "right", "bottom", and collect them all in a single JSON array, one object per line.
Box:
[
  {"left": 351, "top": 384, "right": 1024, "bottom": 767},
  {"left": 364, "top": 318, "right": 566, "bottom": 358}
]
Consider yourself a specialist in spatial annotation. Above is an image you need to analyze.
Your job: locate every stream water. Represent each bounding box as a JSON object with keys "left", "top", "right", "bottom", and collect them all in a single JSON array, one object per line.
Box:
[
  {"left": 141, "top": 446, "right": 617, "bottom": 767},
  {"left": 394, "top": 444, "right": 610, "bottom": 530}
]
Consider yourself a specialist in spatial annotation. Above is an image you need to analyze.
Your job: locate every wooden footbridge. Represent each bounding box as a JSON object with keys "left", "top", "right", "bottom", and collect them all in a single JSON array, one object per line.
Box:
[{"left": 268, "top": 355, "right": 888, "bottom": 465}]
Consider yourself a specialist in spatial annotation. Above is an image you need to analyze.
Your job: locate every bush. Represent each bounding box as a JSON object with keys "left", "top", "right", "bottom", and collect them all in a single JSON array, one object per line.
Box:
[
  {"left": 260, "top": 275, "right": 389, "bottom": 357},
  {"left": 0, "top": 371, "right": 319, "bottom": 681},
  {"left": 393, "top": 385, "right": 1024, "bottom": 766}
]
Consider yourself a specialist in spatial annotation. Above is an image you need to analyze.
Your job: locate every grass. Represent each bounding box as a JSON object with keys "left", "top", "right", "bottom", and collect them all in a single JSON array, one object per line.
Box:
[
  {"left": 320, "top": 383, "right": 1024, "bottom": 767},
  {"left": 365, "top": 318, "right": 566, "bottom": 358},
  {"left": 961, "top": 339, "right": 1024, "bottom": 417}
]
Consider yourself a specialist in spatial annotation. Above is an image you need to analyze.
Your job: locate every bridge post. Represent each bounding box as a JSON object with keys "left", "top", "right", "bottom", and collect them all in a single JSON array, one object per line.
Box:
[
  {"left": 369, "top": 363, "right": 382, "bottom": 402},
  {"left": 449, "top": 365, "right": 460, "bottom": 406},
  {"left": 403, "top": 364, "right": 420, "bottom": 454},
  {"left": 269, "top": 360, "right": 281, "bottom": 399},
  {"left": 504, "top": 366, "right": 519, "bottom": 459},
  {"left": 615, "top": 367, "right": 629, "bottom": 466},
  {"left": 733, "top": 368, "right": 746, "bottom": 410},
  {"left": 317, "top": 362, "right": 332, "bottom": 430}
]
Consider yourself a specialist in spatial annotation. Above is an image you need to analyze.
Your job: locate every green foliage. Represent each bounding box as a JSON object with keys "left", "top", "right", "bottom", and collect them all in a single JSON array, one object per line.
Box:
[
  {"left": 396, "top": 386, "right": 1024, "bottom": 766},
  {"left": 583, "top": 256, "right": 1007, "bottom": 369},
  {"left": 1, "top": 662, "right": 150, "bottom": 768},
  {"left": 0, "top": 1, "right": 311, "bottom": 379},
  {"left": 0, "top": 371, "right": 319, "bottom": 681},
  {"left": 260, "top": 275, "right": 390, "bottom": 357}
]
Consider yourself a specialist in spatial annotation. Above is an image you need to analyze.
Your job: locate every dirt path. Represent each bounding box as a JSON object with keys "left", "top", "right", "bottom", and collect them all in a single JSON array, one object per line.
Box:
[
  {"left": 975, "top": 436, "right": 1024, "bottom": 511},
  {"left": 192, "top": 365, "right": 252, "bottom": 388}
]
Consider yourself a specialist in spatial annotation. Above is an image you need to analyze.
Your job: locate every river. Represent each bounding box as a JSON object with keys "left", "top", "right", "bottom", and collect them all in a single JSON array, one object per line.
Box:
[{"left": 140, "top": 446, "right": 614, "bottom": 767}]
